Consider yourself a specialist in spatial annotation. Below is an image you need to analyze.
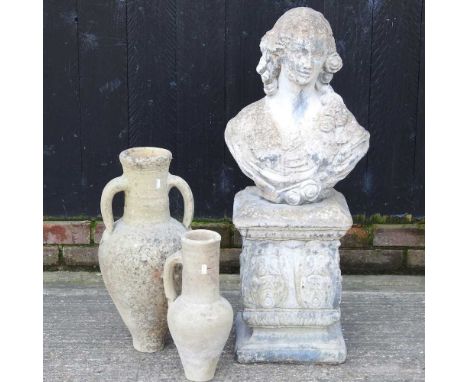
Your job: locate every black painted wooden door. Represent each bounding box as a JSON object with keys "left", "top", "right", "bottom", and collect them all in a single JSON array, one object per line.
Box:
[{"left": 44, "top": 0, "right": 425, "bottom": 218}]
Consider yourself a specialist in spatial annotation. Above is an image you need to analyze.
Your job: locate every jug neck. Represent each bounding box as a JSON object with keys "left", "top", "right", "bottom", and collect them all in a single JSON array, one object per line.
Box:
[{"left": 181, "top": 238, "right": 220, "bottom": 304}]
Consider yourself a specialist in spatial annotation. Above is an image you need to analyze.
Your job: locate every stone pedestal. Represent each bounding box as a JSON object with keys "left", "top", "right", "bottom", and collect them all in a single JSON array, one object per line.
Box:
[{"left": 233, "top": 186, "right": 352, "bottom": 364}]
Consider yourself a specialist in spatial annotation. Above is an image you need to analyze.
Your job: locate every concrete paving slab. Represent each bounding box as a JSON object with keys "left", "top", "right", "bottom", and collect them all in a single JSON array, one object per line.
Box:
[{"left": 44, "top": 272, "right": 424, "bottom": 382}]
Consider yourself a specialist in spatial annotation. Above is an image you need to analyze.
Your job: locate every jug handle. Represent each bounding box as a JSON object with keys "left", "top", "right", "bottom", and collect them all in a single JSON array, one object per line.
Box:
[
  {"left": 163, "top": 250, "right": 182, "bottom": 303},
  {"left": 167, "top": 174, "right": 194, "bottom": 229},
  {"left": 100, "top": 175, "right": 129, "bottom": 233}
]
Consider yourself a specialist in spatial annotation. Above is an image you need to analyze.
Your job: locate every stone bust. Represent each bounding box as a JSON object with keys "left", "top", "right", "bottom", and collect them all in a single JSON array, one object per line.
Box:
[{"left": 225, "top": 7, "right": 370, "bottom": 205}]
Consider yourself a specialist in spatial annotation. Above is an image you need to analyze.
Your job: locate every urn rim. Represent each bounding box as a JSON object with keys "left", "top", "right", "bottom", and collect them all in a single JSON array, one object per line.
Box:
[{"left": 119, "top": 147, "right": 172, "bottom": 170}]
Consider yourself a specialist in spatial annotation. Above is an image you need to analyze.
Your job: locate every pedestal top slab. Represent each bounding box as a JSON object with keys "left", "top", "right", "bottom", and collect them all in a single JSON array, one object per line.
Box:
[{"left": 233, "top": 186, "right": 352, "bottom": 235}]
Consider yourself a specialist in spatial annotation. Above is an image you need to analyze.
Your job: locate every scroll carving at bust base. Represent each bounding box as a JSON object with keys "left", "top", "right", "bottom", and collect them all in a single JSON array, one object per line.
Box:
[{"left": 225, "top": 7, "right": 370, "bottom": 205}]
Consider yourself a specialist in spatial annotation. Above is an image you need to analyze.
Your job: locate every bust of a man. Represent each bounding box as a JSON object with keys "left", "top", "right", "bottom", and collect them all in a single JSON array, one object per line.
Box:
[{"left": 225, "top": 7, "right": 370, "bottom": 205}]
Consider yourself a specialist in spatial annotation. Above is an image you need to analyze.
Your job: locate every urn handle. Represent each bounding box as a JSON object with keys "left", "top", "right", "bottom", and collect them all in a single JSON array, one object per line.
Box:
[
  {"left": 163, "top": 250, "right": 182, "bottom": 303},
  {"left": 167, "top": 174, "right": 194, "bottom": 229},
  {"left": 100, "top": 175, "right": 129, "bottom": 233}
]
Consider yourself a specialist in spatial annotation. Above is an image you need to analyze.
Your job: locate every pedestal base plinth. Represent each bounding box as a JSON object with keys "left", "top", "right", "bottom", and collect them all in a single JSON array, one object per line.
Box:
[
  {"left": 235, "top": 313, "right": 346, "bottom": 364},
  {"left": 233, "top": 187, "right": 352, "bottom": 364}
]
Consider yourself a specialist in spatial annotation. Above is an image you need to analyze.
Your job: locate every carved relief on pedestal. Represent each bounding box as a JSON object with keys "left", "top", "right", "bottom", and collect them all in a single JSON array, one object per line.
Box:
[
  {"left": 295, "top": 241, "right": 341, "bottom": 309},
  {"left": 241, "top": 240, "right": 342, "bottom": 312},
  {"left": 240, "top": 242, "right": 288, "bottom": 309}
]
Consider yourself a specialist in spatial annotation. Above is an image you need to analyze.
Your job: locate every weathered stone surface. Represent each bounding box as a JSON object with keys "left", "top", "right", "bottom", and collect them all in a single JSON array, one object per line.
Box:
[
  {"left": 236, "top": 237, "right": 347, "bottom": 363},
  {"left": 234, "top": 187, "right": 352, "bottom": 239},
  {"left": 407, "top": 249, "right": 425, "bottom": 269},
  {"left": 43, "top": 246, "right": 59, "bottom": 266},
  {"left": 373, "top": 225, "right": 425, "bottom": 247},
  {"left": 340, "top": 226, "right": 370, "bottom": 248},
  {"left": 43, "top": 272, "right": 425, "bottom": 382},
  {"left": 43, "top": 221, "right": 90, "bottom": 244},
  {"left": 63, "top": 246, "right": 98, "bottom": 266},
  {"left": 341, "top": 249, "right": 404, "bottom": 273},
  {"left": 98, "top": 147, "right": 194, "bottom": 353},
  {"left": 233, "top": 186, "right": 351, "bottom": 363},
  {"left": 191, "top": 221, "right": 231, "bottom": 248},
  {"left": 164, "top": 230, "right": 233, "bottom": 381},
  {"left": 225, "top": 7, "right": 369, "bottom": 206}
]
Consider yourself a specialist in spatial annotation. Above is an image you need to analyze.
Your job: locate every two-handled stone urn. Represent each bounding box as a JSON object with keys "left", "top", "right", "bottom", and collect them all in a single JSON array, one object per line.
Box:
[{"left": 98, "top": 147, "right": 194, "bottom": 352}]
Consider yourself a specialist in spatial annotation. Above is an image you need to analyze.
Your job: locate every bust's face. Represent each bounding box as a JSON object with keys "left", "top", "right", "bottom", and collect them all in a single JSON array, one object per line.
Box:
[{"left": 282, "top": 38, "right": 327, "bottom": 86}]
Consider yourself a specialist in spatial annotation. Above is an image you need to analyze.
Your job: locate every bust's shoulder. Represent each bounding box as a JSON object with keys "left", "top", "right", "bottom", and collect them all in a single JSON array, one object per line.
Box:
[
  {"left": 226, "top": 98, "right": 266, "bottom": 135},
  {"left": 321, "top": 89, "right": 370, "bottom": 144},
  {"left": 321, "top": 90, "right": 346, "bottom": 113},
  {"left": 320, "top": 90, "right": 360, "bottom": 127}
]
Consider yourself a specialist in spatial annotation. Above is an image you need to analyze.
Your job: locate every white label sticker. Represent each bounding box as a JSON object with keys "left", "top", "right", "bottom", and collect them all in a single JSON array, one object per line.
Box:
[
  {"left": 156, "top": 178, "right": 161, "bottom": 189},
  {"left": 201, "top": 264, "right": 207, "bottom": 274}
]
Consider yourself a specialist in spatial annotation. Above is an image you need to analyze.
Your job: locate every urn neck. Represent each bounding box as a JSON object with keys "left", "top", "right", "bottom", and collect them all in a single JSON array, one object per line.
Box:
[
  {"left": 119, "top": 147, "right": 172, "bottom": 224},
  {"left": 181, "top": 230, "right": 221, "bottom": 304}
]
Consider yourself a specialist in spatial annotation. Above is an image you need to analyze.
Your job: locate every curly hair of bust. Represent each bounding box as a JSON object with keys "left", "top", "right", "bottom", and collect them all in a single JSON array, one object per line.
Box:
[{"left": 256, "top": 7, "right": 342, "bottom": 96}]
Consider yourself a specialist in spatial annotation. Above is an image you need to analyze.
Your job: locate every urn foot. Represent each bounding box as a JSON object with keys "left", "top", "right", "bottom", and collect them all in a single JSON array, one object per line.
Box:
[{"left": 132, "top": 334, "right": 164, "bottom": 353}]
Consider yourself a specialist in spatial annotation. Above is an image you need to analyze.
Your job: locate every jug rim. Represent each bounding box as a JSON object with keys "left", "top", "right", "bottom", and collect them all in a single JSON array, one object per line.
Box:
[{"left": 183, "top": 229, "right": 221, "bottom": 245}]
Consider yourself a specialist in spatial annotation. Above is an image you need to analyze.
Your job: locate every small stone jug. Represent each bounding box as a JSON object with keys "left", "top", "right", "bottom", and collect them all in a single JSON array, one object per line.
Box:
[
  {"left": 98, "top": 147, "right": 194, "bottom": 352},
  {"left": 164, "top": 230, "right": 233, "bottom": 382}
]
